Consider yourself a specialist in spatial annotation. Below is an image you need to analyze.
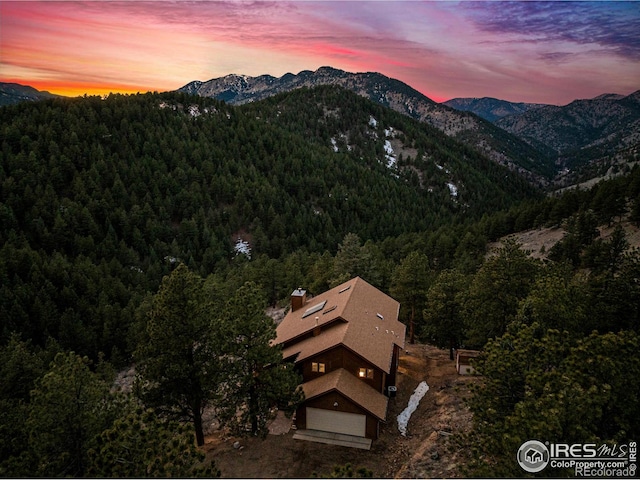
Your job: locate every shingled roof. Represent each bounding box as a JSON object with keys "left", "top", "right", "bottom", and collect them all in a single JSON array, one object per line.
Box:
[
  {"left": 275, "top": 277, "right": 405, "bottom": 374},
  {"left": 302, "top": 368, "right": 389, "bottom": 421}
]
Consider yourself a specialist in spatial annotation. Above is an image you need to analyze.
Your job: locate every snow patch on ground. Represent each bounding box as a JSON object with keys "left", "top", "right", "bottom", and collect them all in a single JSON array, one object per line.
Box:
[
  {"left": 369, "top": 115, "right": 378, "bottom": 127},
  {"left": 397, "top": 381, "right": 429, "bottom": 436},
  {"left": 447, "top": 182, "right": 458, "bottom": 197},
  {"left": 234, "top": 238, "right": 252, "bottom": 259},
  {"left": 331, "top": 137, "right": 339, "bottom": 152}
]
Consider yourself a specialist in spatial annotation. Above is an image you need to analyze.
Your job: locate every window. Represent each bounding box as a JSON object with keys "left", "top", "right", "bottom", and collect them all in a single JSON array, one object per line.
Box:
[
  {"left": 312, "top": 362, "right": 325, "bottom": 373},
  {"left": 359, "top": 368, "right": 374, "bottom": 379},
  {"left": 323, "top": 305, "right": 337, "bottom": 315},
  {"left": 302, "top": 301, "right": 327, "bottom": 318}
]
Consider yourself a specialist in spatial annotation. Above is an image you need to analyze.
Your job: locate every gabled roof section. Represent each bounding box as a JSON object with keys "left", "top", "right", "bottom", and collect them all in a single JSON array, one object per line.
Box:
[
  {"left": 281, "top": 322, "right": 349, "bottom": 362},
  {"left": 275, "top": 277, "right": 405, "bottom": 374},
  {"left": 302, "top": 368, "right": 389, "bottom": 421}
]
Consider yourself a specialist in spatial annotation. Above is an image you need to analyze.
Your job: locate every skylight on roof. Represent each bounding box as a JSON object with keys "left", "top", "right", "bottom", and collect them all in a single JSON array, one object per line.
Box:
[
  {"left": 339, "top": 285, "right": 351, "bottom": 294},
  {"left": 302, "top": 300, "right": 327, "bottom": 318},
  {"left": 323, "top": 305, "right": 337, "bottom": 315}
]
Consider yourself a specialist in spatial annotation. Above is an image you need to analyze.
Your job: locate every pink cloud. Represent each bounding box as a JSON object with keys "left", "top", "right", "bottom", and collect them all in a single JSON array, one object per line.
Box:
[{"left": 1, "top": 1, "right": 638, "bottom": 104}]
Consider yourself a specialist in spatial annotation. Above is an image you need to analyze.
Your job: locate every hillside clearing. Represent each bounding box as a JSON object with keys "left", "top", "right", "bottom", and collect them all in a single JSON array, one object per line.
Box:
[{"left": 488, "top": 218, "right": 640, "bottom": 260}]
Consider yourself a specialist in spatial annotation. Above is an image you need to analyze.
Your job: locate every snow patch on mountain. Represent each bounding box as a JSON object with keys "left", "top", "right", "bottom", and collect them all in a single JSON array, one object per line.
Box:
[
  {"left": 330, "top": 134, "right": 352, "bottom": 152},
  {"left": 158, "top": 101, "right": 216, "bottom": 118},
  {"left": 384, "top": 140, "right": 396, "bottom": 168},
  {"left": 234, "top": 238, "right": 251, "bottom": 259},
  {"left": 383, "top": 126, "right": 398, "bottom": 169}
]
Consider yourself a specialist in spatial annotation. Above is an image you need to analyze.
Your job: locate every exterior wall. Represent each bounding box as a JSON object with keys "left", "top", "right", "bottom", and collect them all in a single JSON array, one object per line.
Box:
[
  {"left": 386, "top": 344, "right": 401, "bottom": 389},
  {"left": 301, "top": 346, "right": 384, "bottom": 393},
  {"left": 301, "top": 346, "right": 345, "bottom": 381},
  {"left": 457, "top": 362, "right": 476, "bottom": 375},
  {"left": 296, "top": 391, "right": 379, "bottom": 439}
]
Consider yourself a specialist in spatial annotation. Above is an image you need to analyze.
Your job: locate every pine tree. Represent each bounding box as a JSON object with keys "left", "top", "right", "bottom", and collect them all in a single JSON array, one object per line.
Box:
[
  {"left": 133, "top": 263, "right": 226, "bottom": 446},
  {"left": 421, "top": 269, "right": 468, "bottom": 354},
  {"left": 390, "top": 251, "right": 432, "bottom": 344},
  {"left": 463, "top": 239, "right": 541, "bottom": 347},
  {"left": 87, "top": 402, "right": 219, "bottom": 477},
  {"left": 216, "top": 282, "right": 303, "bottom": 437},
  {"left": 26, "top": 352, "right": 111, "bottom": 477}
]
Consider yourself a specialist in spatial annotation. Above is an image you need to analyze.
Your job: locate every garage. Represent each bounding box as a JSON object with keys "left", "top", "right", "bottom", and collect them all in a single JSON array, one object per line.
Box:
[{"left": 306, "top": 407, "right": 367, "bottom": 437}]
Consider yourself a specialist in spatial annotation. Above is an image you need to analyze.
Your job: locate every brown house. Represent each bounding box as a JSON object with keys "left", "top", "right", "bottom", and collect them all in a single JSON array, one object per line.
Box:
[{"left": 274, "top": 277, "right": 405, "bottom": 443}]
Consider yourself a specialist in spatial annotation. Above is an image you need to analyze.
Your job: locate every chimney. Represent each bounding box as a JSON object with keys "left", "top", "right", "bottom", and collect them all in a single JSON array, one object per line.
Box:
[
  {"left": 290, "top": 288, "right": 307, "bottom": 312},
  {"left": 313, "top": 317, "right": 321, "bottom": 336}
]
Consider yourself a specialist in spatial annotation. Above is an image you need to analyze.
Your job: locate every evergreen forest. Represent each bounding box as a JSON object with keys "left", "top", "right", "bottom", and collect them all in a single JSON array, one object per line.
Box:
[{"left": 1, "top": 87, "right": 639, "bottom": 477}]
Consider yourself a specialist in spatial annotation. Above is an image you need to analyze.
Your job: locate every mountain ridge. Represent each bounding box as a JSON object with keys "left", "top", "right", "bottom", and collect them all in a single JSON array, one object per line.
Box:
[
  {"left": 495, "top": 89, "right": 640, "bottom": 185},
  {"left": 443, "top": 97, "right": 549, "bottom": 123},
  {"left": 178, "top": 67, "right": 555, "bottom": 184},
  {"left": 0, "top": 82, "right": 60, "bottom": 106}
]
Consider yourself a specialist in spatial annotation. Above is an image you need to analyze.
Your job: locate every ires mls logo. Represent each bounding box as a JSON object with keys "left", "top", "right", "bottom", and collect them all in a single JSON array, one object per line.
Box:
[
  {"left": 517, "top": 440, "right": 637, "bottom": 477},
  {"left": 517, "top": 440, "right": 550, "bottom": 473}
]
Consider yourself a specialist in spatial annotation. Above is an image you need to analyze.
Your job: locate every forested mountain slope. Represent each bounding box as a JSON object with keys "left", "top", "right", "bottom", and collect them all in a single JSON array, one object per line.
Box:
[
  {"left": 0, "top": 82, "right": 60, "bottom": 106},
  {"left": 0, "top": 87, "right": 537, "bottom": 361},
  {"left": 496, "top": 90, "right": 640, "bottom": 182},
  {"left": 1, "top": 86, "right": 639, "bottom": 478},
  {"left": 443, "top": 97, "right": 548, "bottom": 123},
  {"left": 180, "top": 66, "right": 555, "bottom": 183},
  {"left": 496, "top": 91, "right": 640, "bottom": 155}
]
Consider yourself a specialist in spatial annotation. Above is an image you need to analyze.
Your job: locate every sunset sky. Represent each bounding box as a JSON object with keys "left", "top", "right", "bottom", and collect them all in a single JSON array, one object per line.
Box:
[{"left": 1, "top": 1, "right": 638, "bottom": 105}]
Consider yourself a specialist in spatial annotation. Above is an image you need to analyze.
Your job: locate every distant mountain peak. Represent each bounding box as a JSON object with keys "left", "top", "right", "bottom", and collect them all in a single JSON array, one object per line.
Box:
[
  {"left": 316, "top": 65, "right": 345, "bottom": 75},
  {"left": 592, "top": 93, "right": 624, "bottom": 101},
  {"left": 177, "top": 67, "right": 556, "bottom": 184}
]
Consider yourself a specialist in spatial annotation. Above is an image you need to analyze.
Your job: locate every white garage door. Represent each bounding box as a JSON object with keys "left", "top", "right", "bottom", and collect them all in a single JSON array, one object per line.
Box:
[{"left": 306, "top": 407, "right": 366, "bottom": 437}]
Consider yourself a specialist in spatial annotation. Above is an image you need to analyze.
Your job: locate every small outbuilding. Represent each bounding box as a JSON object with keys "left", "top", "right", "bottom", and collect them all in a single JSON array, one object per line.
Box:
[{"left": 455, "top": 348, "right": 481, "bottom": 375}]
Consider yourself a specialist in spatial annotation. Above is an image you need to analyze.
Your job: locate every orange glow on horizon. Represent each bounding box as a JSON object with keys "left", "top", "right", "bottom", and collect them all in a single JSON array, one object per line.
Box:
[
  {"left": 4, "top": 78, "right": 165, "bottom": 98},
  {"left": 1, "top": 1, "right": 638, "bottom": 106},
  {"left": 1, "top": 76, "right": 470, "bottom": 105}
]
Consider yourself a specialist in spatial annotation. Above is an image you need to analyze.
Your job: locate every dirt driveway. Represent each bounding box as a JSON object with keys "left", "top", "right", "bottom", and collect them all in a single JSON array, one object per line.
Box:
[{"left": 203, "top": 342, "right": 480, "bottom": 478}]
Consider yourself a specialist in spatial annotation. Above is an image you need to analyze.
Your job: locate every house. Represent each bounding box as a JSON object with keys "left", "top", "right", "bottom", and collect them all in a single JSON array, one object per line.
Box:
[
  {"left": 455, "top": 348, "right": 481, "bottom": 375},
  {"left": 274, "top": 277, "right": 405, "bottom": 444}
]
